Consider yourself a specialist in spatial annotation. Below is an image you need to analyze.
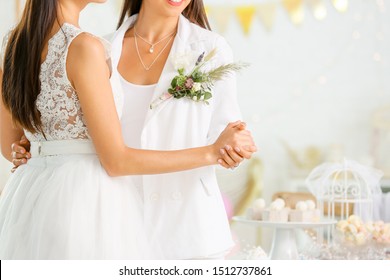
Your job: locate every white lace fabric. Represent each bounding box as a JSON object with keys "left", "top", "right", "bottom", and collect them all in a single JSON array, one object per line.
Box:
[{"left": 1, "top": 23, "right": 113, "bottom": 142}]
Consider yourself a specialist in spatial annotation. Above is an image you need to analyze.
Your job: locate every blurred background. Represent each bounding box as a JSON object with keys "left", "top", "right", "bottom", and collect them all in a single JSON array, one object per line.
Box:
[{"left": 1, "top": 0, "right": 389, "bottom": 257}]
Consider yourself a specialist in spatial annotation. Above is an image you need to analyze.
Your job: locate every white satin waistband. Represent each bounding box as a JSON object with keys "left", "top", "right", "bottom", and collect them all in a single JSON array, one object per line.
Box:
[{"left": 30, "top": 140, "right": 96, "bottom": 157}]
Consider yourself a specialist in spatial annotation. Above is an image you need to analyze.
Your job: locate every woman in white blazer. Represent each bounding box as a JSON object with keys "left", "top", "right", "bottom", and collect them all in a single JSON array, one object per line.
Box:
[
  {"left": 111, "top": 0, "right": 255, "bottom": 259},
  {"left": 9, "top": 0, "right": 256, "bottom": 259}
]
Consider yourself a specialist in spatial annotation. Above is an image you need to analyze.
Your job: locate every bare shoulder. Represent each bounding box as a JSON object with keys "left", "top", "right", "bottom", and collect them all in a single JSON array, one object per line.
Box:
[
  {"left": 68, "top": 33, "right": 106, "bottom": 63},
  {"left": 66, "top": 33, "right": 110, "bottom": 86}
]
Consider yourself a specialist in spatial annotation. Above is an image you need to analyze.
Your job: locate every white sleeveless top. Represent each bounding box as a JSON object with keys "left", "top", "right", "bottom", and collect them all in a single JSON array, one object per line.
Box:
[
  {"left": 119, "top": 76, "right": 155, "bottom": 149},
  {"left": 120, "top": 76, "right": 155, "bottom": 189}
]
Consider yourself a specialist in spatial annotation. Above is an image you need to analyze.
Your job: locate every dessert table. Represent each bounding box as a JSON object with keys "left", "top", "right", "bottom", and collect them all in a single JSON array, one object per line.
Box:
[{"left": 233, "top": 216, "right": 337, "bottom": 260}]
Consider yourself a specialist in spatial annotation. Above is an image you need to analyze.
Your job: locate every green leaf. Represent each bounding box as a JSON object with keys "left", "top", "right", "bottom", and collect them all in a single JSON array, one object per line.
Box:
[
  {"left": 171, "top": 76, "right": 179, "bottom": 88},
  {"left": 204, "top": 92, "right": 212, "bottom": 100},
  {"left": 177, "top": 75, "right": 187, "bottom": 86}
]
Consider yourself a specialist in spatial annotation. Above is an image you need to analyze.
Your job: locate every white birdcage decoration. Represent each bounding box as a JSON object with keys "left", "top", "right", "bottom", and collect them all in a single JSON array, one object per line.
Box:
[{"left": 305, "top": 159, "right": 383, "bottom": 243}]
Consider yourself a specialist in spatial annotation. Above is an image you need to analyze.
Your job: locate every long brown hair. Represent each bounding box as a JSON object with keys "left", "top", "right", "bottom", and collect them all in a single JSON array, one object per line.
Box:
[
  {"left": 2, "top": 0, "right": 59, "bottom": 133},
  {"left": 117, "top": 0, "right": 211, "bottom": 30}
]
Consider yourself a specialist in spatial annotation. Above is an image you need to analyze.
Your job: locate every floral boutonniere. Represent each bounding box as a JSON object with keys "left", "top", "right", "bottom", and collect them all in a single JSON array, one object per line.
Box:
[{"left": 150, "top": 49, "right": 247, "bottom": 109}]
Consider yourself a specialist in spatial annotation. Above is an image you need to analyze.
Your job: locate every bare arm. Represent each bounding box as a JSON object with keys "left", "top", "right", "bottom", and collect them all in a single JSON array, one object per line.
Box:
[
  {"left": 0, "top": 68, "right": 25, "bottom": 162},
  {"left": 67, "top": 35, "right": 253, "bottom": 177}
]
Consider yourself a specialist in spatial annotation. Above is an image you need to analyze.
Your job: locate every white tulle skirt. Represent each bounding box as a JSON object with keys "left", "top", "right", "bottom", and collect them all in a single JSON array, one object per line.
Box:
[{"left": 0, "top": 143, "right": 152, "bottom": 260}]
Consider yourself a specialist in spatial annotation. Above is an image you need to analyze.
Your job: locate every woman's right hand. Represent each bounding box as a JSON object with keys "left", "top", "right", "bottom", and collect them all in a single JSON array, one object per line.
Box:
[
  {"left": 11, "top": 135, "right": 31, "bottom": 172},
  {"left": 212, "top": 121, "right": 257, "bottom": 169}
]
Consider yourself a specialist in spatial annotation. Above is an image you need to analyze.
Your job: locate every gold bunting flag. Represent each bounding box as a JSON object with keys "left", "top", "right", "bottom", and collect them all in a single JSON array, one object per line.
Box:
[
  {"left": 257, "top": 3, "right": 278, "bottom": 32},
  {"left": 235, "top": 6, "right": 257, "bottom": 35},
  {"left": 208, "top": 6, "right": 233, "bottom": 34},
  {"left": 282, "top": 0, "right": 304, "bottom": 25},
  {"left": 307, "top": 0, "right": 327, "bottom": 20}
]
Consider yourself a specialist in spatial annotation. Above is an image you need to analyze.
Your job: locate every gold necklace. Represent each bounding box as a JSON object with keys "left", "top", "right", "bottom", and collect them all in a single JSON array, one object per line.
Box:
[{"left": 134, "top": 29, "right": 175, "bottom": 71}]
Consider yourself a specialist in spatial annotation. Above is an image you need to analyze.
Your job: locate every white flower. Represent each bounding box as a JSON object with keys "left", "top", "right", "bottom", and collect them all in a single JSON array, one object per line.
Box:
[
  {"left": 192, "top": 82, "right": 202, "bottom": 92},
  {"left": 171, "top": 51, "right": 197, "bottom": 71}
]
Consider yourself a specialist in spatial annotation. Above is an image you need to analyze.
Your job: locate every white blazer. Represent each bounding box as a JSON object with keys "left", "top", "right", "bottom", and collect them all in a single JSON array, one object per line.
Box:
[{"left": 111, "top": 14, "right": 241, "bottom": 259}]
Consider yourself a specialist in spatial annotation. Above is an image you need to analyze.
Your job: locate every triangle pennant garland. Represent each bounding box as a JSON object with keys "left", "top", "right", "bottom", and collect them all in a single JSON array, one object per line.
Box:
[
  {"left": 209, "top": 6, "right": 233, "bottom": 34},
  {"left": 307, "top": 0, "right": 327, "bottom": 21},
  {"left": 235, "top": 6, "right": 257, "bottom": 35},
  {"left": 14, "top": 0, "right": 352, "bottom": 36},
  {"left": 282, "top": 0, "right": 304, "bottom": 26},
  {"left": 257, "top": 3, "right": 278, "bottom": 32}
]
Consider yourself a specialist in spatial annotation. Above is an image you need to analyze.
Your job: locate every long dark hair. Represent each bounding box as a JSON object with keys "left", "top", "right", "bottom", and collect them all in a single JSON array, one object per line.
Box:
[
  {"left": 2, "top": 0, "right": 59, "bottom": 133},
  {"left": 117, "top": 0, "right": 211, "bottom": 30}
]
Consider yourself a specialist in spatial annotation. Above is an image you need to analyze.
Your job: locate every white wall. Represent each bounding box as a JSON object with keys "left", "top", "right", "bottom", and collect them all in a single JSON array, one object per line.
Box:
[
  {"left": 215, "top": 0, "right": 390, "bottom": 202},
  {"left": 0, "top": 0, "right": 389, "bottom": 201}
]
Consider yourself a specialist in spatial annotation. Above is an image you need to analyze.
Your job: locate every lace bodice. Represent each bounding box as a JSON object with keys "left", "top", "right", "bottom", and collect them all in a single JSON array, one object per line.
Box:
[{"left": 1, "top": 24, "right": 121, "bottom": 142}]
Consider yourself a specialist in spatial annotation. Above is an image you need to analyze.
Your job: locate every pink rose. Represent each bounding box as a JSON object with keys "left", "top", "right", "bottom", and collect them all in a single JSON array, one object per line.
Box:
[{"left": 185, "top": 77, "right": 194, "bottom": 89}]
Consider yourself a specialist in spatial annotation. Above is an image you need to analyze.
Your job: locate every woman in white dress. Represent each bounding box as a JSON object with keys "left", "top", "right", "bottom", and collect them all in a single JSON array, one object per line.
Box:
[{"left": 0, "top": 0, "right": 255, "bottom": 259}]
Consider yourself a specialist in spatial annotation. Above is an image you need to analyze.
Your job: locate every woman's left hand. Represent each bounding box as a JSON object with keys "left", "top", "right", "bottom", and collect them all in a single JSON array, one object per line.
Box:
[{"left": 10, "top": 135, "right": 31, "bottom": 172}]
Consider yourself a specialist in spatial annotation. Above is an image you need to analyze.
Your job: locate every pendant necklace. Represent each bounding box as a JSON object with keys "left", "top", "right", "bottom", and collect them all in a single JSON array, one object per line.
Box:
[
  {"left": 134, "top": 25, "right": 176, "bottom": 54},
  {"left": 134, "top": 29, "right": 175, "bottom": 71}
]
